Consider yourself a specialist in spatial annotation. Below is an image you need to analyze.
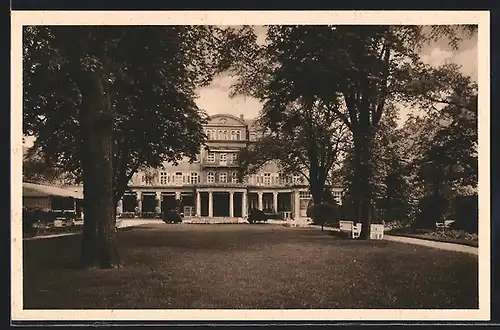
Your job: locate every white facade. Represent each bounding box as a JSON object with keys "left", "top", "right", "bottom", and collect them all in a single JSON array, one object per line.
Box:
[{"left": 118, "top": 114, "right": 342, "bottom": 222}]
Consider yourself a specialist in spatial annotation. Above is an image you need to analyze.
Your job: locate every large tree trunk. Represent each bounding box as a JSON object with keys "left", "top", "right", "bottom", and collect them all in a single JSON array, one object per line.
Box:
[
  {"left": 352, "top": 130, "right": 374, "bottom": 240},
  {"left": 78, "top": 68, "right": 122, "bottom": 269},
  {"left": 309, "top": 166, "right": 327, "bottom": 205}
]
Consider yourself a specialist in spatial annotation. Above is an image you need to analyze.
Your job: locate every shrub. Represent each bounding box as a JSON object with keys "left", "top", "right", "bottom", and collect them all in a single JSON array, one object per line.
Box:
[
  {"left": 22, "top": 206, "right": 56, "bottom": 236},
  {"left": 414, "top": 194, "right": 452, "bottom": 229},
  {"left": 162, "top": 210, "right": 182, "bottom": 224},
  {"left": 453, "top": 195, "right": 478, "bottom": 233},
  {"left": 119, "top": 212, "right": 136, "bottom": 218},
  {"left": 248, "top": 208, "right": 267, "bottom": 224},
  {"left": 141, "top": 212, "right": 157, "bottom": 219},
  {"left": 307, "top": 203, "right": 341, "bottom": 230}
]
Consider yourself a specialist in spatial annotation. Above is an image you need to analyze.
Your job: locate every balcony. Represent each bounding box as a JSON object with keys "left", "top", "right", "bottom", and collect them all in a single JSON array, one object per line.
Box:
[{"left": 202, "top": 159, "right": 240, "bottom": 168}]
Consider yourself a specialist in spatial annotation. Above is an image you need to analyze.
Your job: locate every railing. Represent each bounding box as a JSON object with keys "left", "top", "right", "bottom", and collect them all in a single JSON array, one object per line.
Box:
[{"left": 202, "top": 159, "right": 239, "bottom": 167}]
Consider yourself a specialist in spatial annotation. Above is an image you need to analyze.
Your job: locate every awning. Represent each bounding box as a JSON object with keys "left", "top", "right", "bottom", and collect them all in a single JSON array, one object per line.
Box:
[{"left": 23, "top": 182, "right": 83, "bottom": 199}]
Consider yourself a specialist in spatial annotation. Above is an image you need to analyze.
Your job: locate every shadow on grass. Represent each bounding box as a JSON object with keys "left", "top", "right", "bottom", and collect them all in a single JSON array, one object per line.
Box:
[{"left": 326, "top": 230, "right": 349, "bottom": 239}]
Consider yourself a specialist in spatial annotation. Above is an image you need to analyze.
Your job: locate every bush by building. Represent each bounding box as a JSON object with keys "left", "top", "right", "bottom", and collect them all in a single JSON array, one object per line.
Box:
[
  {"left": 248, "top": 208, "right": 267, "bottom": 224},
  {"left": 162, "top": 210, "right": 182, "bottom": 224}
]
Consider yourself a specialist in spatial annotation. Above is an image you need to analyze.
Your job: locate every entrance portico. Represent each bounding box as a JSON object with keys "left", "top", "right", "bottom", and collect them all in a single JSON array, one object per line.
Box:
[{"left": 196, "top": 187, "right": 248, "bottom": 218}]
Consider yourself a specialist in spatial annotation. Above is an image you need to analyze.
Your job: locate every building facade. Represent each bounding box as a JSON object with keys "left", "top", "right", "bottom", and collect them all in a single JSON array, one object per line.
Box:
[{"left": 116, "top": 114, "right": 343, "bottom": 223}]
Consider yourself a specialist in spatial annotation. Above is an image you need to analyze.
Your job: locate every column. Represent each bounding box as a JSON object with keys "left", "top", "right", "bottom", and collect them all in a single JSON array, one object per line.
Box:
[
  {"left": 273, "top": 191, "right": 278, "bottom": 213},
  {"left": 208, "top": 191, "right": 213, "bottom": 217},
  {"left": 196, "top": 191, "right": 201, "bottom": 217},
  {"left": 294, "top": 190, "right": 300, "bottom": 220},
  {"left": 136, "top": 191, "right": 142, "bottom": 213},
  {"left": 116, "top": 199, "right": 123, "bottom": 215},
  {"left": 229, "top": 191, "right": 234, "bottom": 218},
  {"left": 242, "top": 191, "right": 247, "bottom": 218},
  {"left": 258, "top": 192, "right": 263, "bottom": 211},
  {"left": 155, "top": 191, "right": 161, "bottom": 214}
]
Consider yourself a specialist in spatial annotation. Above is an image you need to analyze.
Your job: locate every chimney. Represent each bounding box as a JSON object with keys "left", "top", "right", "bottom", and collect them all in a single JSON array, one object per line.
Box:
[{"left": 240, "top": 114, "right": 244, "bottom": 120}]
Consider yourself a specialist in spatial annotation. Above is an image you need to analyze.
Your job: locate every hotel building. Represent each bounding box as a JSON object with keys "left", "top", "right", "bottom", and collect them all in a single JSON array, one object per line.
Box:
[{"left": 115, "top": 113, "right": 343, "bottom": 223}]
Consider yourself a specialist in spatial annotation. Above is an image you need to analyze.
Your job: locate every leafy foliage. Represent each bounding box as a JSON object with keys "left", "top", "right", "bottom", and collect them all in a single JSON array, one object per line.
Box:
[
  {"left": 23, "top": 147, "right": 77, "bottom": 185},
  {"left": 228, "top": 24, "right": 477, "bottom": 239},
  {"left": 162, "top": 210, "right": 183, "bottom": 224},
  {"left": 307, "top": 202, "right": 341, "bottom": 230},
  {"left": 247, "top": 208, "right": 268, "bottom": 224},
  {"left": 23, "top": 25, "right": 245, "bottom": 205},
  {"left": 23, "top": 25, "right": 248, "bottom": 268}
]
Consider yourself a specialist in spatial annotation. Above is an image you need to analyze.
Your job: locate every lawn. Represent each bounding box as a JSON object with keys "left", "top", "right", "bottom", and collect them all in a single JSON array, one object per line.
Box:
[{"left": 23, "top": 224, "right": 478, "bottom": 309}]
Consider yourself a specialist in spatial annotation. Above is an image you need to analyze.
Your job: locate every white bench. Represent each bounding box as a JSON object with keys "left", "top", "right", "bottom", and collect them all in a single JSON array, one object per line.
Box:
[
  {"left": 53, "top": 219, "right": 65, "bottom": 228},
  {"left": 370, "top": 224, "right": 385, "bottom": 240},
  {"left": 436, "top": 220, "right": 455, "bottom": 230},
  {"left": 339, "top": 220, "right": 362, "bottom": 239}
]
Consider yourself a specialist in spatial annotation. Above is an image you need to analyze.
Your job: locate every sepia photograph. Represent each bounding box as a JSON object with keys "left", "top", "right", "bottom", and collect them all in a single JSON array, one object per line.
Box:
[{"left": 11, "top": 10, "right": 490, "bottom": 322}]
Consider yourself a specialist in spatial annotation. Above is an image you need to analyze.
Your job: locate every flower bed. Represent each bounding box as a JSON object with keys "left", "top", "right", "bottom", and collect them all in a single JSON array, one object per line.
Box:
[{"left": 386, "top": 226, "right": 478, "bottom": 247}]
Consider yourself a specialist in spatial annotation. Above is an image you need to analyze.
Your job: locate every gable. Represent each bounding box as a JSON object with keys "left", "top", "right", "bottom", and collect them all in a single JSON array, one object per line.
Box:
[{"left": 207, "top": 114, "right": 246, "bottom": 127}]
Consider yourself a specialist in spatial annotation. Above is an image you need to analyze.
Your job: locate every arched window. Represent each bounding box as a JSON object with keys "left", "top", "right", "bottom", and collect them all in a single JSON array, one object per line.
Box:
[
  {"left": 219, "top": 172, "right": 227, "bottom": 183},
  {"left": 223, "top": 130, "right": 228, "bottom": 140},
  {"left": 190, "top": 172, "right": 199, "bottom": 184},
  {"left": 217, "top": 130, "right": 222, "bottom": 140},
  {"left": 231, "top": 172, "right": 239, "bottom": 183},
  {"left": 235, "top": 130, "right": 241, "bottom": 140},
  {"left": 207, "top": 172, "right": 215, "bottom": 183}
]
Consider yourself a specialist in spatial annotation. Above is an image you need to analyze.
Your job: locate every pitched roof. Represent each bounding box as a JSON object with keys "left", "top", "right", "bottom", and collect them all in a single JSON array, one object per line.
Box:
[{"left": 23, "top": 182, "right": 83, "bottom": 199}]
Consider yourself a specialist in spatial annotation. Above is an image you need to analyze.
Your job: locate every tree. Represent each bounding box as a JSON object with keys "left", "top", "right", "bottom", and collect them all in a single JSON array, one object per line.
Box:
[
  {"left": 23, "top": 146, "right": 77, "bottom": 185},
  {"left": 228, "top": 25, "right": 477, "bottom": 239},
  {"left": 413, "top": 90, "right": 478, "bottom": 226},
  {"left": 23, "top": 26, "right": 244, "bottom": 268}
]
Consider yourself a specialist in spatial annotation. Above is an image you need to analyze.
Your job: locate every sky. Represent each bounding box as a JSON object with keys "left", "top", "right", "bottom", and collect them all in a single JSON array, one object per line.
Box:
[
  {"left": 195, "top": 26, "right": 478, "bottom": 125},
  {"left": 23, "top": 26, "right": 478, "bottom": 147}
]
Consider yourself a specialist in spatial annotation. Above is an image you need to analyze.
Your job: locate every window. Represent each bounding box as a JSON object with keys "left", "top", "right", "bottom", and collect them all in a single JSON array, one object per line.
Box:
[
  {"left": 217, "top": 130, "right": 222, "bottom": 140},
  {"left": 231, "top": 153, "right": 238, "bottom": 161},
  {"left": 231, "top": 130, "right": 242, "bottom": 141},
  {"left": 206, "top": 129, "right": 216, "bottom": 140},
  {"left": 278, "top": 173, "right": 285, "bottom": 185},
  {"left": 293, "top": 174, "right": 302, "bottom": 184},
  {"left": 231, "top": 172, "right": 239, "bottom": 183},
  {"left": 142, "top": 173, "right": 155, "bottom": 185},
  {"left": 160, "top": 172, "right": 168, "bottom": 185},
  {"left": 208, "top": 152, "right": 215, "bottom": 162},
  {"left": 219, "top": 172, "right": 227, "bottom": 183},
  {"left": 175, "top": 172, "right": 182, "bottom": 185},
  {"left": 249, "top": 132, "right": 256, "bottom": 141},
  {"left": 264, "top": 173, "right": 271, "bottom": 185},
  {"left": 220, "top": 153, "right": 227, "bottom": 162},
  {"left": 190, "top": 172, "right": 198, "bottom": 184},
  {"left": 207, "top": 172, "right": 215, "bottom": 183},
  {"left": 223, "top": 130, "right": 228, "bottom": 140}
]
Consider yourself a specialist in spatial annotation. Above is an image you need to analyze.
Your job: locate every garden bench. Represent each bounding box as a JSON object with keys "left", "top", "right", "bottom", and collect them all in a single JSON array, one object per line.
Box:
[
  {"left": 436, "top": 220, "right": 455, "bottom": 230},
  {"left": 370, "top": 224, "right": 385, "bottom": 240},
  {"left": 339, "top": 220, "right": 362, "bottom": 239},
  {"left": 54, "top": 219, "right": 65, "bottom": 228}
]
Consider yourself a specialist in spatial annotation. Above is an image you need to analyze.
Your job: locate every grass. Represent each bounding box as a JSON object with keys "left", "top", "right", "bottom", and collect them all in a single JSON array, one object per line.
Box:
[{"left": 23, "top": 224, "right": 478, "bottom": 309}]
